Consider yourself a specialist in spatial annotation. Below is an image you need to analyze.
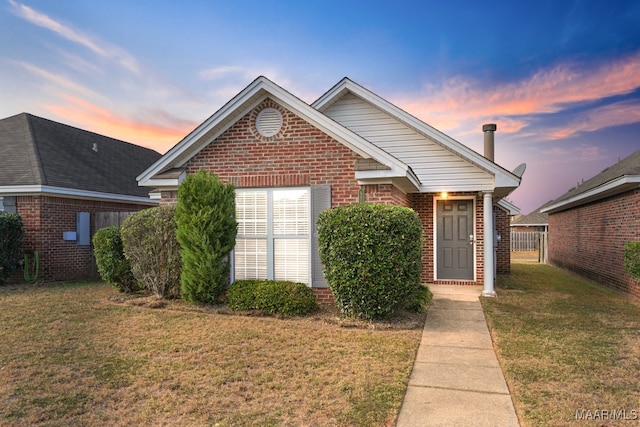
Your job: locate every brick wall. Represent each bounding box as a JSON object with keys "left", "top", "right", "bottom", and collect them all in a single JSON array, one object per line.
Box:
[
  {"left": 496, "top": 206, "right": 511, "bottom": 274},
  {"left": 16, "top": 195, "right": 153, "bottom": 283},
  {"left": 549, "top": 189, "right": 640, "bottom": 301}
]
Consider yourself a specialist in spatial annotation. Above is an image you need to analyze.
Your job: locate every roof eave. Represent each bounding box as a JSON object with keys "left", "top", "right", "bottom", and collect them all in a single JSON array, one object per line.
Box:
[
  {"left": 0, "top": 185, "right": 158, "bottom": 205},
  {"left": 541, "top": 175, "right": 640, "bottom": 214}
]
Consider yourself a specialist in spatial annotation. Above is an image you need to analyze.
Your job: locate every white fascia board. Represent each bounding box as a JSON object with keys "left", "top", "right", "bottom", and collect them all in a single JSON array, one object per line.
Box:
[
  {"left": 138, "top": 170, "right": 186, "bottom": 189},
  {"left": 0, "top": 185, "right": 158, "bottom": 205},
  {"left": 355, "top": 169, "right": 420, "bottom": 189},
  {"left": 313, "top": 78, "right": 521, "bottom": 188},
  {"left": 541, "top": 175, "right": 640, "bottom": 213},
  {"left": 497, "top": 199, "right": 520, "bottom": 215}
]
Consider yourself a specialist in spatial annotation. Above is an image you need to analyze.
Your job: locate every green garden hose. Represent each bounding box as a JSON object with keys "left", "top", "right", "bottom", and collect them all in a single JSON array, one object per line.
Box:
[{"left": 23, "top": 251, "right": 39, "bottom": 284}]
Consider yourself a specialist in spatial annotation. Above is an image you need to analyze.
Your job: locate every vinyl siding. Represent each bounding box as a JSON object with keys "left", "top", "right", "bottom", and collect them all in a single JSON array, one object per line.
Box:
[{"left": 324, "top": 93, "right": 494, "bottom": 191}]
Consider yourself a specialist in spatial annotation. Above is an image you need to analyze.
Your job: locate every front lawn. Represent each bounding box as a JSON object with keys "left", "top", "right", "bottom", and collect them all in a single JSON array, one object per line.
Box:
[
  {"left": 0, "top": 282, "right": 424, "bottom": 426},
  {"left": 482, "top": 263, "right": 640, "bottom": 426}
]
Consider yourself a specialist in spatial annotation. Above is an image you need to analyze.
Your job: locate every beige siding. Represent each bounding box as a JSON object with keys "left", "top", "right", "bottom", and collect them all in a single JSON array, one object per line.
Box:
[{"left": 324, "top": 93, "right": 494, "bottom": 191}]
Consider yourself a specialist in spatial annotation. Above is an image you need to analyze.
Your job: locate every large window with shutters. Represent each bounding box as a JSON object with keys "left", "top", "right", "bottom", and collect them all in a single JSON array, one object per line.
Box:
[{"left": 234, "top": 188, "right": 310, "bottom": 284}]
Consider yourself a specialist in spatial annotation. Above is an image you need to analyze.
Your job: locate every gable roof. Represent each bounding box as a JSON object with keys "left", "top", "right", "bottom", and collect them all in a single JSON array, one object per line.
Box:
[
  {"left": 511, "top": 209, "right": 548, "bottom": 227},
  {"left": 0, "top": 113, "right": 161, "bottom": 203},
  {"left": 313, "top": 78, "right": 521, "bottom": 198},
  {"left": 138, "top": 76, "right": 521, "bottom": 198},
  {"left": 542, "top": 149, "right": 640, "bottom": 214},
  {"left": 138, "top": 76, "right": 420, "bottom": 192}
]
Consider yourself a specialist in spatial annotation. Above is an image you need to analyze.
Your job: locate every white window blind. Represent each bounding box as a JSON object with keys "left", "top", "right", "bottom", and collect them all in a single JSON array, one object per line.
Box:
[{"left": 234, "top": 188, "right": 310, "bottom": 284}]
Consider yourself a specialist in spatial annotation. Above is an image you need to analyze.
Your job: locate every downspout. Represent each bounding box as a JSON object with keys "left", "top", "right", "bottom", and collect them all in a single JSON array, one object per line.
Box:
[{"left": 482, "top": 124, "right": 497, "bottom": 297}]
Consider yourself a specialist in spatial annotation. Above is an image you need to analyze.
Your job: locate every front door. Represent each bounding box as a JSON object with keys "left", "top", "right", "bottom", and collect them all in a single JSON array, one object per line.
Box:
[{"left": 437, "top": 199, "right": 474, "bottom": 280}]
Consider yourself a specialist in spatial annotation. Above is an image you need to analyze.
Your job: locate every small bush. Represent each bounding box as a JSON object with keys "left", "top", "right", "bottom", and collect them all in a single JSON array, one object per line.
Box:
[
  {"left": 624, "top": 241, "right": 640, "bottom": 280},
  {"left": 318, "top": 204, "right": 423, "bottom": 320},
  {"left": 226, "top": 280, "right": 317, "bottom": 316},
  {"left": 176, "top": 171, "right": 237, "bottom": 304},
  {"left": 226, "top": 279, "right": 261, "bottom": 311},
  {"left": 121, "top": 206, "right": 181, "bottom": 298},
  {"left": 93, "top": 226, "right": 138, "bottom": 292},
  {"left": 0, "top": 212, "right": 24, "bottom": 285}
]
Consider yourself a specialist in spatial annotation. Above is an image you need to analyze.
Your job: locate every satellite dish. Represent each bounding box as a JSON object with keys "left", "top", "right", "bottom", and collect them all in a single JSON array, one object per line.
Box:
[{"left": 512, "top": 163, "right": 527, "bottom": 178}]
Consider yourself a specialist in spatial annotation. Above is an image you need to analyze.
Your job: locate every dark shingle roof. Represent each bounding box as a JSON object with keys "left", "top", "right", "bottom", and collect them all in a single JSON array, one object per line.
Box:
[
  {"left": 511, "top": 209, "right": 548, "bottom": 226},
  {"left": 0, "top": 113, "right": 161, "bottom": 198},
  {"left": 543, "top": 149, "right": 640, "bottom": 213}
]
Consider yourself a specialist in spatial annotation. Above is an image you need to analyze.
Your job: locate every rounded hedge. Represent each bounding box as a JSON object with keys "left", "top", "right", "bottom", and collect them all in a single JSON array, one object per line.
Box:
[
  {"left": 318, "top": 203, "right": 423, "bottom": 320},
  {"left": 226, "top": 280, "right": 318, "bottom": 316},
  {"left": 121, "top": 206, "right": 181, "bottom": 299},
  {"left": 93, "top": 226, "right": 138, "bottom": 293}
]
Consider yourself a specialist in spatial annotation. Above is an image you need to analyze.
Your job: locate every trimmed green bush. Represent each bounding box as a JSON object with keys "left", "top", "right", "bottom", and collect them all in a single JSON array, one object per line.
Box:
[
  {"left": 93, "top": 226, "right": 138, "bottom": 292},
  {"left": 121, "top": 206, "right": 181, "bottom": 298},
  {"left": 226, "top": 279, "right": 261, "bottom": 311},
  {"left": 226, "top": 280, "right": 318, "bottom": 316},
  {"left": 624, "top": 241, "right": 640, "bottom": 280},
  {"left": 0, "top": 212, "right": 24, "bottom": 284},
  {"left": 176, "top": 171, "right": 238, "bottom": 304},
  {"left": 318, "top": 204, "right": 423, "bottom": 320}
]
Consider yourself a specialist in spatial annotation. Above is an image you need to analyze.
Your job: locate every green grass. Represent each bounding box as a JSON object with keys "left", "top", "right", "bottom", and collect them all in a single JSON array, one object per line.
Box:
[
  {"left": 0, "top": 281, "right": 424, "bottom": 426},
  {"left": 482, "top": 264, "right": 640, "bottom": 426}
]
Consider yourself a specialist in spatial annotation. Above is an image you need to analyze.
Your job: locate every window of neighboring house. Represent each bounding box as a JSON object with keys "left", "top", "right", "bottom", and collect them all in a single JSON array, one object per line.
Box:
[
  {"left": 234, "top": 188, "right": 310, "bottom": 284},
  {"left": 0, "top": 197, "right": 4, "bottom": 211}
]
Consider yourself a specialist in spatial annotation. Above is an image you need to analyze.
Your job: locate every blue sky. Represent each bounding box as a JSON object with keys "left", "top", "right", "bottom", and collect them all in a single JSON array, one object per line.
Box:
[{"left": 1, "top": 0, "right": 639, "bottom": 214}]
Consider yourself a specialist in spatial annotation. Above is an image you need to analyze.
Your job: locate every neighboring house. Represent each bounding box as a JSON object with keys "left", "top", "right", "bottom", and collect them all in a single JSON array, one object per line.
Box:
[
  {"left": 542, "top": 149, "right": 640, "bottom": 301},
  {"left": 511, "top": 207, "right": 548, "bottom": 232},
  {"left": 0, "top": 113, "right": 161, "bottom": 282},
  {"left": 138, "top": 77, "right": 523, "bottom": 300}
]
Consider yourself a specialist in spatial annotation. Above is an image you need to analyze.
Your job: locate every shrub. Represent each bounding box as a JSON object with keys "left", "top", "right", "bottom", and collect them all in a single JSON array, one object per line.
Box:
[
  {"left": 254, "top": 281, "right": 318, "bottom": 316},
  {"left": 226, "top": 279, "right": 261, "bottom": 311},
  {"left": 624, "top": 241, "right": 640, "bottom": 280},
  {"left": 318, "top": 204, "right": 423, "bottom": 320},
  {"left": 176, "top": 171, "right": 237, "bottom": 304},
  {"left": 121, "top": 206, "right": 181, "bottom": 298},
  {"left": 0, "top": 212, "right": 24, "bottom": 284},
  {"left": 93, "top": 226, "right": 138, "bottom": 292},
  {"left": 226, "top": 280, "right": 318, "bottom": 316}
]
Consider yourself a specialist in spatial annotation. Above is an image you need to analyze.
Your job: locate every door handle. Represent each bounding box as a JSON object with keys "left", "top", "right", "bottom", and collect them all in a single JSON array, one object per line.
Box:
[{"left": 469, "top": 235, "right": 475, "bottom": 245}]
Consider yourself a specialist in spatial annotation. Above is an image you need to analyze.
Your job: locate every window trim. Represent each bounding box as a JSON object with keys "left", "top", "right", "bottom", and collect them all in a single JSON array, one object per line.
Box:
[{"left": 233, "top": 187, "right": 311, "bottom": 284}]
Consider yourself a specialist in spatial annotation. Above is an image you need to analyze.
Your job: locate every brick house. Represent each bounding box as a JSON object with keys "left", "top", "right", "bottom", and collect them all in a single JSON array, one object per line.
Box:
[
  {"left": 138, "top": 77, "right": 522, "bottom": 300},
  {"left": 0, "top": 113, "right": 160, "bottom": 282},
  {"left": 542, "top": 149, "right": 640, "bottom": 301}
]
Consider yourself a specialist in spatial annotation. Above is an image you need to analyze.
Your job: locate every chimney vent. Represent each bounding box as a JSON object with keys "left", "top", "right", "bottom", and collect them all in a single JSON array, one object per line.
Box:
[{"left": 483, "top": 123, "right": 496, "bottom": 161}]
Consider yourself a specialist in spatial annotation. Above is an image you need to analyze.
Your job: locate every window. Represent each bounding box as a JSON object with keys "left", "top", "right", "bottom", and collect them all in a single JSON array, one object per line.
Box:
[
  {"left": 0, "top": 197, "right": 3, "bottom": 211},
  {"left": 234, "top": 188, "right": 310, "bottom": 284}
]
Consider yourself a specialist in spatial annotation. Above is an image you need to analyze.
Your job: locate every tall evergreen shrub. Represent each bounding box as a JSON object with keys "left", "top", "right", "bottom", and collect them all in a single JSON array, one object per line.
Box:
[
  {"left": 121, "top": 206, "right": 181, "bottom": 298},
  {"left": 0, "top": 212, "right": 24, "bottom": 284},
  {"left": 175, "top": 171, "right": 237, "bottom": 303},
  {"left": 318, "top": 204, "right": 423, "bottom": 320}
]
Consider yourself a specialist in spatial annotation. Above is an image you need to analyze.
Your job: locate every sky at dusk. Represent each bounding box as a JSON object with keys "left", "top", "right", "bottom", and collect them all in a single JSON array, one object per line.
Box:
[{"left": 1, "top": 0, "right": 639, "bottom": 214}]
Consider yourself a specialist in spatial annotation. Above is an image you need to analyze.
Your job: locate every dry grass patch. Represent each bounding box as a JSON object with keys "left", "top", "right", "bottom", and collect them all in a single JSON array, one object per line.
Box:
[
  {"left": 0, "top": 281, "right": 425, "bottom": 426},
  {"left": 482, "top": 264, "right": 640, "bottom": 426}
]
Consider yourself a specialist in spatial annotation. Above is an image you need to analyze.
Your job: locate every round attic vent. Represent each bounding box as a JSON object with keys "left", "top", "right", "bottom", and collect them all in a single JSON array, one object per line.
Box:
[{"left": 256, "top": 108, "right": 283, "bottom": 137}]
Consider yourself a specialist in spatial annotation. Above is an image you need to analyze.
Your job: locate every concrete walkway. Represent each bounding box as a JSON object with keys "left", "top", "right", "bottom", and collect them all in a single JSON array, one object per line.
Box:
[{"left": 396, "top": 285, "right": 520, "bottom": 427}]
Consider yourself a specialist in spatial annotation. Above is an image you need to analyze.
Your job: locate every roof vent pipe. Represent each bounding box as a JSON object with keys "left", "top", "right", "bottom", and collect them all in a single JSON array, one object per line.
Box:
[{"left": 482, "top": 123, "right": 497, "bottom": 162}]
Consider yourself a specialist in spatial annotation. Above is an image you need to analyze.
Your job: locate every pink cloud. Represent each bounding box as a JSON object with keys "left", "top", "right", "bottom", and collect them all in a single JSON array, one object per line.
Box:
[
  {"left": 547, "top": 99, "right": 640, "bottom": 139},
  {"left": 393, "top": 51, "right": 640, "bottom": 138},
  {"left": 46, "top": 96, "right": 197, "bottom": 153}
]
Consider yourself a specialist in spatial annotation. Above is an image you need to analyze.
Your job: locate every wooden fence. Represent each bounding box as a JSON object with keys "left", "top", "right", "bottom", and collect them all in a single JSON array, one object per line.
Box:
[
  {"left": 510, "top": 231, "right": 548, "bottom": 263},
  {"left": 94, "top": 212, "right": 136, "bottom": 232}
]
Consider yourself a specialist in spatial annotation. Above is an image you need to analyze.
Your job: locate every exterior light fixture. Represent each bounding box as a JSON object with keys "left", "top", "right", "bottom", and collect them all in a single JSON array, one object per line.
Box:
[{"left": 440, "top": 191, "right": 448, "bottom": 199}]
